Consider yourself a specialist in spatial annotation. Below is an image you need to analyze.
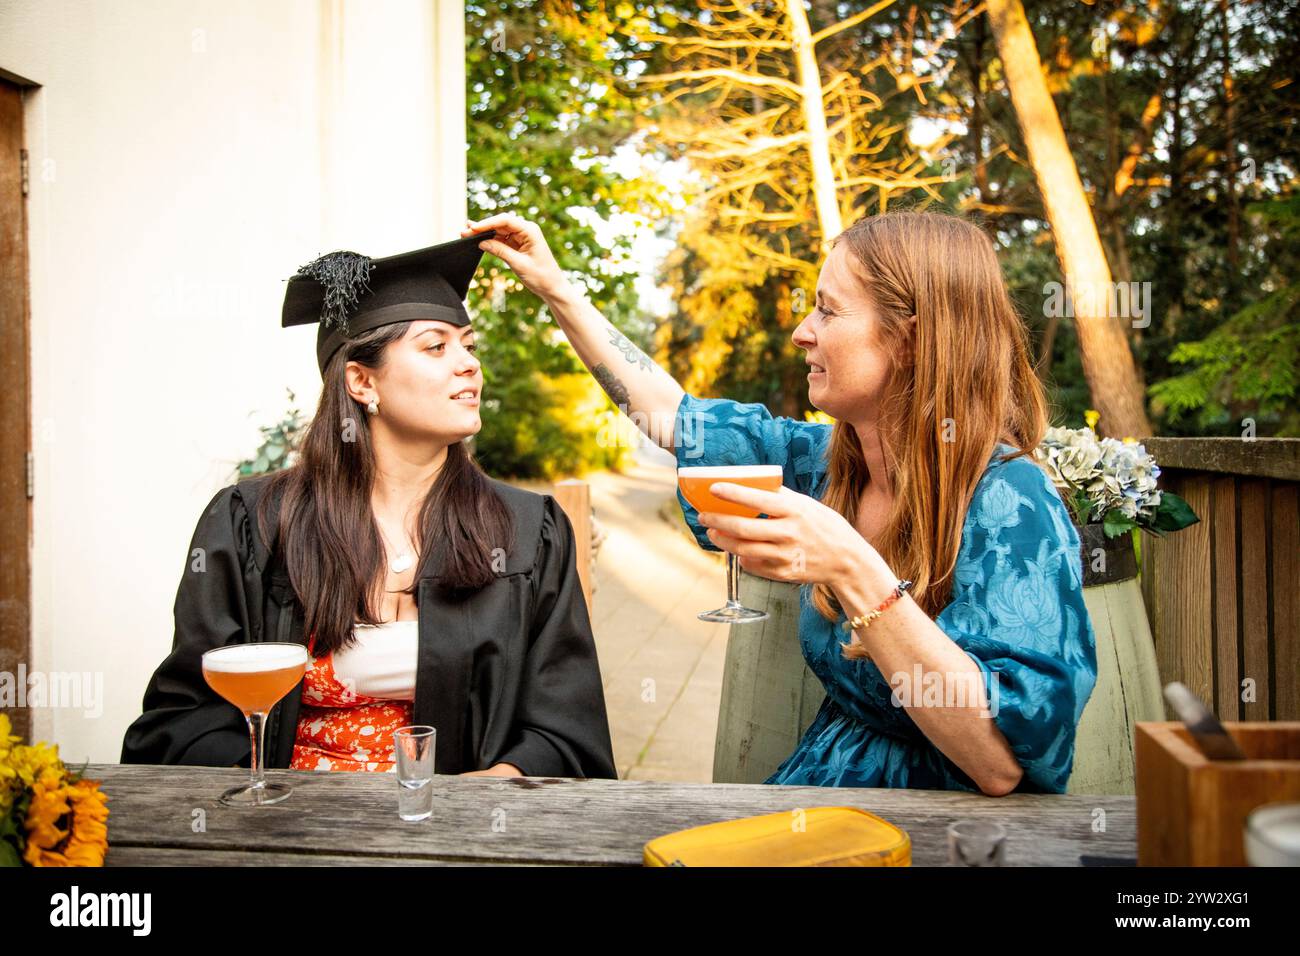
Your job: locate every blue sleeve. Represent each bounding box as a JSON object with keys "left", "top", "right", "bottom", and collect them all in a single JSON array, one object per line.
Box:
[
  {"left": 672, "top": 392, "right": 831, "bottom": 552},
  {"left": 933, "top": 455, "right": 1098, "bottom": 794}
]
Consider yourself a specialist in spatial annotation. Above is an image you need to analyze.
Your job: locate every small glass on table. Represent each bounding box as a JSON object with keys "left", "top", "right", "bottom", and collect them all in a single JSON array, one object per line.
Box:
[
  {"left": 946, "top": 819, "right": 1007, "bottom": 866},
  {"left": 201, "top": 642, "right": 309, "bottom": 807},
  {"left": 393, "top": 725, "right": 436, "bottom": 822},
  {"left": 677, "top": 464, "right": 784, "bottom": 624}
]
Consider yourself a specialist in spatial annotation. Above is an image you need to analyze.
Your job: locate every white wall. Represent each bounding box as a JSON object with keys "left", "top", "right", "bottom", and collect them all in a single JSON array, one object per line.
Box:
[{"left": 0, "top": 0, "right": 468, "bottom": 762}]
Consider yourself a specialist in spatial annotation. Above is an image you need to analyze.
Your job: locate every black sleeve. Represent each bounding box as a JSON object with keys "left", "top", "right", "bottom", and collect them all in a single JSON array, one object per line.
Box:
[
  {"left": 497, "top": 495, "right": 618, "bottom": 779},
  {"left": 119, "top": 485, "right": 257, "bottom": 767}
]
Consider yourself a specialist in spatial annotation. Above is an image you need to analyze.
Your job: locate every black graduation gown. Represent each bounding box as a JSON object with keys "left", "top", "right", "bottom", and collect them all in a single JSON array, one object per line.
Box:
[{"left": 120, "top": 473, "right": 618, "bottom": 779}]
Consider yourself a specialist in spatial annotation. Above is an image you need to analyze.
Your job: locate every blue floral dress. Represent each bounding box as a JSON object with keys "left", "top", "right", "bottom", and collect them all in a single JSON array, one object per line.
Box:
[{"left": 674, "top": 393, "right": 1097, "bottom": 793}]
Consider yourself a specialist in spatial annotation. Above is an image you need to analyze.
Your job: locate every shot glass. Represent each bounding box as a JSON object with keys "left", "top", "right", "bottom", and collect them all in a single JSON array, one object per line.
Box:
[
  {"left": 946, "top": 819, "right": 1007, "bottom": 866},
  {"left": 393, "top": 725, "right": 436, "bottom": 822}
]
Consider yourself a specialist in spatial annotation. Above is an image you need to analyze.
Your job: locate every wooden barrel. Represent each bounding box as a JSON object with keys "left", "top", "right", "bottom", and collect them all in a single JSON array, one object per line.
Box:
[
  {"left": 711, "top": 573, "right": 822, "bottom": 785},
  {"left": 1067, "top": 524, "right": 1166, "bottom": 795}
]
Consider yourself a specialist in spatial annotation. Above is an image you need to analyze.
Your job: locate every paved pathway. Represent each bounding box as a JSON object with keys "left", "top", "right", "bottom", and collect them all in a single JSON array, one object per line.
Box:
[
  {"left": 583, "top": 446, "right": 730, "bottom": 782},
  {"left": 512, "top": 443, "right": 730, "bottom": 781}
]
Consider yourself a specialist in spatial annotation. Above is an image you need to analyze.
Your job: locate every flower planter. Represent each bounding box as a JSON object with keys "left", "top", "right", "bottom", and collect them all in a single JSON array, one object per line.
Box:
[{"left": 1066, "top": 523, "right": 1167, "bottom": 795}]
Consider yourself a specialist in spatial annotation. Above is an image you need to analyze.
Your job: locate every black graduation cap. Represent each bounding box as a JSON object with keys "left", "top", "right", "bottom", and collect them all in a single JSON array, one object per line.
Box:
[{"left": 281, "top": 230, "right": 498, "bottom": 374}]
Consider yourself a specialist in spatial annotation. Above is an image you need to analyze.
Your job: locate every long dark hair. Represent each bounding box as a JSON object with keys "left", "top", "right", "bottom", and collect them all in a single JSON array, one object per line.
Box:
[{"left": 257, "top": 321, "right": 514, "bottom": 656}]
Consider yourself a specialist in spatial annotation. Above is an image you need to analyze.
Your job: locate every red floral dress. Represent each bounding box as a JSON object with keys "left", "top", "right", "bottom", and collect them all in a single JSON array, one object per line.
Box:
[{"left": 290, "top": 630, "right": 415, "bottom": 773}]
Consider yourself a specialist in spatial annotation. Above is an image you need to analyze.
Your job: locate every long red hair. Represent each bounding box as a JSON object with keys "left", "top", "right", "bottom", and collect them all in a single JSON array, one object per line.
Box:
[{"left": 811, "top": 211, "right": 1047, "bottom": 646}]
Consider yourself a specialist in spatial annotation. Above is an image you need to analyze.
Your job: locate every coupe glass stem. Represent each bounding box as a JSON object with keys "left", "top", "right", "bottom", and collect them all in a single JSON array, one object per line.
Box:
[
  {"left": 726, "top": 552, "right": 742, "bottom": 606},
  {"left": 245, "top": 710, "right": 268, "bottom": 799}
]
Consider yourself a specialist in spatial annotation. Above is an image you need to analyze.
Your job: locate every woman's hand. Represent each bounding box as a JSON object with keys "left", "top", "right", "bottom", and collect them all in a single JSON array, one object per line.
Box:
[
  {"left": 697, "top": 483, "right": 894, "bottom": 596},
  {"left": 461, "top": 213, "right": 570, "bottom": 302},
  {"left": 462, "top": 213, "right": 686, "bottom": 454},
  {"left": 459, "top": 762, "right": 524, "bottom": 778}
]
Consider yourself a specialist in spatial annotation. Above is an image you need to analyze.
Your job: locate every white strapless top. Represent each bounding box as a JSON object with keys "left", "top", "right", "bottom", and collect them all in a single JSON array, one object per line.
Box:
[{"left": 330, "top": 619, "right": 418, "bottom": 701}]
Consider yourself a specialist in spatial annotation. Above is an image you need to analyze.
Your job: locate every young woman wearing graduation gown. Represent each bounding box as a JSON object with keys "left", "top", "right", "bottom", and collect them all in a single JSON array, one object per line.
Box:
[
  {"left": 121, "top": 237, "right": 617, "bottom": 780},
  {"left": 462, "top": 212, "right": 1096, "bottom": 797}
]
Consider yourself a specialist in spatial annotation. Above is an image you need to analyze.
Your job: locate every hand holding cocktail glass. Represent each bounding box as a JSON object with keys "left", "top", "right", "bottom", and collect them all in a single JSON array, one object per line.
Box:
[
  {"left": 201, "top": 642, "right": 308, "bottom": 807},
  {"left": 685, "top": 467, "right": 886, "bottom": 623},
  {"left": 678, "top": 466, "right": 783, "bottom": 622}
]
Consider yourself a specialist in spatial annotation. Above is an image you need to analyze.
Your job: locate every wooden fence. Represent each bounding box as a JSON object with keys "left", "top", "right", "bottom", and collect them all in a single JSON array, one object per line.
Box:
[
  {"left": 1140, "top": 438, "right": 1299, "bottom": 721},
  {"left": 551, "top": 479, "right": 593, "bottom": 612}
]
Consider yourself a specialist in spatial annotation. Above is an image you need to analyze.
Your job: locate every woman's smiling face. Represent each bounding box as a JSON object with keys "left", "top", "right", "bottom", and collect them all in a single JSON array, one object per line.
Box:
[
  {"left": 791, "top": 243, "right": 897, "bottom": 423},
  {"left": 347, "top": 320, "right": 484, "bottom": 444}
]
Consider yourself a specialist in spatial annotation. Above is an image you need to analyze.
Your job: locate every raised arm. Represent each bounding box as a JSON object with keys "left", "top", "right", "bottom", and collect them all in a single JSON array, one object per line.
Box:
[{"left": 462, "top": 213, "right": 685, "bottom": 451}]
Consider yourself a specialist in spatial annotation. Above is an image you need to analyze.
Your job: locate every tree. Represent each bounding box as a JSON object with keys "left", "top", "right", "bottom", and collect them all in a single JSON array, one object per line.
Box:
[
  {"left": 465, "top": 0, "right": 666, "bottom": 477},
  {"left": 600, "top": 0, "right": 955, "bottom": 405},
  {"left": 986, "top": 0, "right": 1154, "bottom": 438},
  {"left": 1149, "top": 195, "right": 1300, "bottom": 435},
  {"left": 910, "top": 0, "right": 1297, "bottom": 435},
  {"left": 480, "top": 1, "right": 1300, "bottom": 442}
]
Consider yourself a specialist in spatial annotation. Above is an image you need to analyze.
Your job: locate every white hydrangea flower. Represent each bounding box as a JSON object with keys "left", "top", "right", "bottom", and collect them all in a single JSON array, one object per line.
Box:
[{"left": 1035, "top": 424, "right": 1165, "bottom": 528}]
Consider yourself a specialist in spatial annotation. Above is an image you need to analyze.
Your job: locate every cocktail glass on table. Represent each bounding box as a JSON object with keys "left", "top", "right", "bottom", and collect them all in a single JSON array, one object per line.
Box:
[
  {"left": 677, "top": 464, "right": 784, "bottom": 624},
  {"left": 201, "top": 642, "right": 309, "bottom": 807}
]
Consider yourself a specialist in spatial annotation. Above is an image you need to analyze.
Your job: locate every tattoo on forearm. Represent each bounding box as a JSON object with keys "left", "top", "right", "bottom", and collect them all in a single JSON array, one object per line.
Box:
[
  {"left": 608, "top": 327, "right": 656, "bottom": 372},
  {"left": 592, "top": 363, "right": 631, "bottom": 408}
]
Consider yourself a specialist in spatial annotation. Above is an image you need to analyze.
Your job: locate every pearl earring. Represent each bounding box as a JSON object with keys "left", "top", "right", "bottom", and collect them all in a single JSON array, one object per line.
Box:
[{"left": 367, "top": 398, "right": 379, "bottom": 416}]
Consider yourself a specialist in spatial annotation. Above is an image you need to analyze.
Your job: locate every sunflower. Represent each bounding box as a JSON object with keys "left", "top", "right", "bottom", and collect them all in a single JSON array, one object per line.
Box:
[
  {"left": 1, "top": 737, "right": 62, "bottom": 819},
  {"left": 8, "top": 740, "right": 62, "bottom": 788},
  {"left": 0, "top": 713, "right": 25, "bottom": 817},
  {"left": 22, "top": 768, "right": 110, "bottom": 867},
  {"left": 0, "top": 713, "right": 19, "bottom": 754}
]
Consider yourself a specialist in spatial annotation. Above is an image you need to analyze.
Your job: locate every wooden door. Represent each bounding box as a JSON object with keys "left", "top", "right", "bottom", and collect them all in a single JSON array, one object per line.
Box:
[{"left": 0, "top": 77, "right": 32, "bottom": 742}]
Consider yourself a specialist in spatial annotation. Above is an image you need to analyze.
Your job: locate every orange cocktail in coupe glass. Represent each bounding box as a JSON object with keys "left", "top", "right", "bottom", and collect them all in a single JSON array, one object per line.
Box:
[
  {"left": 201, "top": 642, "right": 309, "bottom": 807},
  {"left": 677, "top": 464, "right": 784, "bottom": 623}
]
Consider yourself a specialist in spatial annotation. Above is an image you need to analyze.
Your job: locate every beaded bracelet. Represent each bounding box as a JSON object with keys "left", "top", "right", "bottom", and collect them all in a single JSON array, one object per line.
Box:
[{"left": 842, "top": 579, "right": 913, "bottom": 633}]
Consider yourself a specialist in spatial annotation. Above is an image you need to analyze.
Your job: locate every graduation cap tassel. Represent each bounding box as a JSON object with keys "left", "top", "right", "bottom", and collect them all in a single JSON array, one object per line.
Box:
[{"left": 296, "top": 251, "right": 373, "bottom": 333}]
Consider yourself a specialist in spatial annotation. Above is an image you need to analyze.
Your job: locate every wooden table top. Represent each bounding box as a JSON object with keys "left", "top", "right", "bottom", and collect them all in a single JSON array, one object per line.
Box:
[{"left": 86, "top": 764, "right": 1137, "bottom": 866}]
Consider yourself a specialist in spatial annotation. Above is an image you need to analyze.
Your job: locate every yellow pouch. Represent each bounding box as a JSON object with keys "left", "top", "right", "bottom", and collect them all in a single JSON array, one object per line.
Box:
[{"left": 643, "top": 806, "right": 911, "bottom": 867}]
